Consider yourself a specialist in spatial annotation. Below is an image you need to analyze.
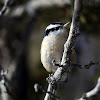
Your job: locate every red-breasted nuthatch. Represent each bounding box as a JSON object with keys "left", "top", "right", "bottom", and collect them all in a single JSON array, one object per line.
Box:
[{"left": 41, "top": 22, "right": 76, "bottom": 72}]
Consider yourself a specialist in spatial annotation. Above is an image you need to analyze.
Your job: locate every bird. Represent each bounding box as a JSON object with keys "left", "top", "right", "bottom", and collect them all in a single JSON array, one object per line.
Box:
[{"left": 40, "top": 22, "right": 76, "bottom": 72}]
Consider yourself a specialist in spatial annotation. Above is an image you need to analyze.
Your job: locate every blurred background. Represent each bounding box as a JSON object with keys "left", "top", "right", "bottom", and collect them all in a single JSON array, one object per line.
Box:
[{"left": 0, "top": 0, "right": 100, "bottom": 100}]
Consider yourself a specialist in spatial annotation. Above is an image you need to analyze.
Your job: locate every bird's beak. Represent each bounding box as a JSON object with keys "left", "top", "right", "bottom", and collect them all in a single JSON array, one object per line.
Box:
[{"left": 64, "top": 22, "right": 70, "bottom": 27}]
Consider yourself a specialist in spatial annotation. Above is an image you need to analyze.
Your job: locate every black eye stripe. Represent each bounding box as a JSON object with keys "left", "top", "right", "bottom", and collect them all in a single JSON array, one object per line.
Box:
[
  {"left": 51, "top": 28, "right": 54, "bottom": 31},
  {"left": 44, "top": 26, "right": 63, "bottom": 37}
]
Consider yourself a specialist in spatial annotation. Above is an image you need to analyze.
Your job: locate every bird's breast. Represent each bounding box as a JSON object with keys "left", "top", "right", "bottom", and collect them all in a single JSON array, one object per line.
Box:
[{"left": 41, "top": 34, "right": 67, "bottom": 72}]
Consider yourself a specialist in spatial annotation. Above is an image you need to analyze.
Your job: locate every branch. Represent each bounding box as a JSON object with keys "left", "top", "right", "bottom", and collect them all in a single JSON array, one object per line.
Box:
[
  {"left": 61, "top": 0, "right": 81, "bottom": 64},
  {"left": 0, "top": 0, "right": 10, "bottom": 16},
  {"left": 34, "top": 83, "right": 60, "bottom": 100},
  {"left": 44, "top": 0, "right": 82, "bottom": 100},
  {"left": 78, "top": 77, "right": 100, "bottom": 100}
]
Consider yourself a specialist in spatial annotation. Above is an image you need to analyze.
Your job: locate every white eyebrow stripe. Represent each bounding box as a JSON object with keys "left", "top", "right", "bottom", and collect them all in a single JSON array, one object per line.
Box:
[{"left": 46, "top": 24, "right": 61, "bottom": 30}]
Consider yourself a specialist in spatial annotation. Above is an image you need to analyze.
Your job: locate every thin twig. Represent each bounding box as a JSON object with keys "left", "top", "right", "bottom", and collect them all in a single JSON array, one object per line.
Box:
[
  {"left": 0, "top": 68, "right": 14, "bottom": 100},
  {"left": 0, "top": 0, "right": 10, "bottom": 16},
  {"left": 34, "top": 83, "right": 60, "bottom": 100},
  {"left": 78, "top": 77, "right": 100, "bottom": 100},
  {"left": 70, "top": 60, "right": 100, "bottom": 69}
]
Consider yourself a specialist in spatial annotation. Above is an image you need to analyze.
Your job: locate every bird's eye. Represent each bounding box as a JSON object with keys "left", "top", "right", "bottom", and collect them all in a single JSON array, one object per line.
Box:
[
  {"left": 55, "top": 27, "right": 59, "bottom": 30},
  {"left": 51, "top": 28, "right": 55, "bottom": 31},
  {"left": 46, "top": 29, "right": 50, "bottom": 33}
]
